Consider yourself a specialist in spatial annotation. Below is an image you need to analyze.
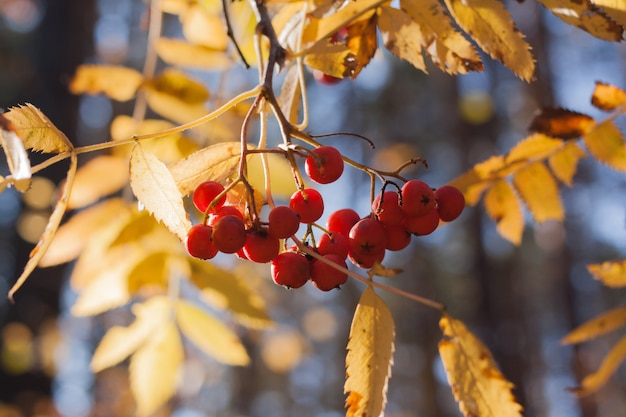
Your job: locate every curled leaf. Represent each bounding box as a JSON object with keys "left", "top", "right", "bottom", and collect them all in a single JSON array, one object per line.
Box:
[{"left": 529, "top": 107, "right": 595, "bottom": 140}]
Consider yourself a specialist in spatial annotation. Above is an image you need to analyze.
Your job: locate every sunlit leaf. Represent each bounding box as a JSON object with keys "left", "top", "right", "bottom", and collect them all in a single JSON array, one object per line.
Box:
[
  {"left": 181, "top": 5, "right": 229, "bottom": 49},
  {"left": 529, "top": 107, "right": 595, "bottom": 140},
  {"left": 247, "top": 153, "right": 298, "bottom": 200},
  {"left": 562, "top": 305, "right": 626, "bottom": 345},
  {"left": 156, "top": 38, "right": 232, "bottom": 70},
  {"left": 513, "top": 161, "right": 564, "bottom": 223},
  {"left": 69, "top": 65, "right": 143, "bottom": 101},
  {"left": 175, "top": 300, "right": 250, "bottom": 365},
  {"left": 589, "top": 0, "right": 626, "bottom": 26},
  {"left": 277, "top": 63, "right": 303, "bottom": 125},
  {"left": 162, "top": 0, "right": 191, "bottom": 15},
  {"left": 9, "top": 152, "right": 77, "bottom": 300},
  {"left": 4, "top": 103, "right": 73, "bottom": 153},
  {"left": 505, "top": 134, "right": 564, "bottom": 165},
  {"left": 449, "top": 156, "right": 505, "bottom": 205},
  {"left": 377, "top": 6, "right": 426, "bottom": 72},
  {"left": 344, "top": 287, "right": 395, "bottom": 417},
  {"left": 129, "top": 144, "right": 192, "bottom": 241},
  {"left": 439, "top": 315, "right": 523, "bottom": 417},
  {"left": 67, "top": 155, "right": 129, "bottom": 209},
  {"left": 127, "top": 252, "right": 170, "bottom": 294},
  {"left": 443, "top": 0, "right": 534, "bottom": 81},
  {"left": 0, "top": 128, "right": 31, "bottom": 192},
  {"left": 400, "top": 0, "right": 483, "bottom": 74},
  {"left": 588, "top": 260, "right": 626, "bottom": 287},
  {"left": 345, "top": 15, "right": 379, "bottom": 79},
  {"left": 569, "top": 335, "right": 626, "bottom": 396},
  {"left": 537, "top": 0, "right": 623, "bottom": 41},
  {"left": 583, "top": 119, "right": 626, "bottom": 171},
  {"left": 303, "top": 42, "right": 355, "bottom": 79},
  {"left": 484, "top": 180, "right": 524, "bottom": 245},
  {"left": 591, "top": 81, "right": 626, "bottom": 111},
  {"left": 169, "top": 141, "right": 241, "bottom": 196},
  {"left": 548, "top": 142, "right": 586, "bottom": 186}
]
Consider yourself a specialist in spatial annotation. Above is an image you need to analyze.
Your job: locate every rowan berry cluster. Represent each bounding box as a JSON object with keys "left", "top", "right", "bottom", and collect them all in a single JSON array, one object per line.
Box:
[{"left": 184, "top": 145, "right": 465, "bottom": 292}]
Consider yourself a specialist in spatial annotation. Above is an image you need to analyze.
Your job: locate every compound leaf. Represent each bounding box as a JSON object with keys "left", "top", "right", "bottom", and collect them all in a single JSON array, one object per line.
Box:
[
  {"left": 562, "top": 305, "right": 626, "bottom": 345},
  {"left": 377, "top": 6, "right": 426, "bottom": 72},
  {"left": 344, "top": 287, "right": 395, "bottom": 417},
  {"left": 583, "top": 119, "right": 626, "bottom": 171},
  {"left": 4, "top": 103, "right": 73, "bottom": 153},
  {"left": 484, "top": 179, "right": 524, "bottom": 245},
  {"left": 587, "top": 260, "right": 626, "bottom": 287},
  {"left": 537, "top": 0, "right": 623, "bottom": 41},
  {"left": 505, "top": 134, "right": 564, "bottom": 165},
  {"left": 513, "top": 161, "right": 564, "bottom": 223},
  {"left": 548, "top": 142, "right": 586, "bottom": 186},
  {"left": 439, "top": 315, "right": 523, "bottom": 417}
]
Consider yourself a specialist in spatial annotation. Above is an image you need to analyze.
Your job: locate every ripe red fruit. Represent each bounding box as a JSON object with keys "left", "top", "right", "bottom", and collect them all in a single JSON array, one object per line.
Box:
[
  {"left": 313, "top": 70, "right": 342, "bottom": 85},
  {"left": 348, "top": 218, "right": 387, "bottom": 268},
  {"left": 403, "top": 208, "right": 440, "bottom": 236},
  {"left": 304, "top": 146, "right": 344, "bottom": 184},
  {"left": 311, "top": 254, "right": 348, "bottom": 291},
  {"left": 211, "top": 215, "right": 247, "bottom": 254},
  {"left": 383, "top": 224, "right": 411, "bottom": 251},
  {"left": 271, "top": 251, "right": 311, "bottom": 289},
  {"left": 435, "top": 185, "right": 465, "bottom": 222},
  {"left": 372, "top": 191, "right": 404, "bottom": 226},
  {"left": 327, "top": 208, "right": 360, "bottom": 237},
  {"left": 208, "top": 205, "right": 245, "bottom": 226},
  {"left": 317, "top": 232, "right": 349, "bottom": 259},
  {"left": 400, "top": 180, "right": 435, "bottom": 217},
  {"left": 185, "top": 224, "right": 218, "bottom": 260},
  {"left": 268, "top": 205, "right": 300, "bottom": 239},
  {"left": 193, "top": 181, "right": 226, "bottom": 213},
  {"left": 242, "top": 229, "right": 280, "bottom": 263},
  {"left": 289, "top": 188, "right": 324, "bottom": 224}
]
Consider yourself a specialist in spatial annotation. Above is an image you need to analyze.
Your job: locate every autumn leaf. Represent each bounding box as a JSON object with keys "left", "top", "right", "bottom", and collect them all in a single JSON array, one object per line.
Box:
[
  {"left": 303, "top": 42, "right": 355, "bottom": 79},
  {"left": 443, "top": 0, "right": 534, "bottom": 81},
  {"left": 345, "top": 15, "right": 379, "bottom": 79},
  {"left": 449, "top": 155, "right": 505, "bottom": 205},
  {"left": 591, "top": 81, "right": 626, "bottom": 111},
  {"left": 548, "top": 142, "right": 586, "bottom": 186},
  {"left": 569, "top": 335, "right": 626, "bottom": 396},
  {"left": 484, "top": 179, "right": 524, "bottom": 245},
  {"left": 127, "top": 252, "right": 171, "bottom": 294},
  {"left": 0, "top": 127, "right": 32, "bottom": 192},
  {"left": 537, "top": 0, "right": 623, "bottom": 41},
  {"left": 439, "top": 315, "right": 523, "bottom": 417},
  {"left": 583, "top": 119, "right": 626, "bottom": 171},
  {"left": 587, "top": 260, "right": 626, "bottom": 287},
  {"left": 67, "top": 155, "right": 129, "bottom": 209},
  {"left": 513, "top": 161, "right": 564, "bottom": 223},
  {"left": 69, "top": 65, "right": 143, "bottom": 101},
  {"left": 175, "top": 300, "right": 250, "bottom": 365},
  {"left": 156, "top": 38, "right": 232, "bottom": 70},
  {"left": 277, "top": 63, "right": 303, "bottom": 125},
  {"left": 505, "top": 134, "right": 564, "bottom": 165},
  {"left": 562, "top": 305, "right": 626, "bottom": 345},
  {"left": 247, "top": 153, "right": 298, "bottom": 199},
  {"left": 377, "top": 6, "right": 426, "bottom": 72},
  {"left": 181, "top": 5, "right": 229, "bottom": 49},
  {"left": 4, "top": 103, "right": 73, "bottom": 153},
  {"left": 344, "top": 287, "right": 395, "bottom": 417},
  {"left": 71, "top": 257, "right": 132, "bottom": 316},
  {"left": 129, "top": 144, "right": 192, "bottom": 241},
  {"left": 590, "top": 0, "right": 626, "bottom": 26},
  {"left": 529, "top": 107, "right": 595, "bottom": 140}
]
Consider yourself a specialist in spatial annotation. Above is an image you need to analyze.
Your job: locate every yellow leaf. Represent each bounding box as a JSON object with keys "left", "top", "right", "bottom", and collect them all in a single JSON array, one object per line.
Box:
[
  {"left": 587, "top": 260, "right": 626, "bottom": 287},
  {"left": 443, "top": 0, "right": 534, "bottom": 81},
  {"left": 69, "top": 65, "right": 143, "bottom": 101},
  {"left": 589, "top": 0, "right": 626, "bottom": 26},
  {"left": 513, "top": 161, "right": 564, "bottom": 223},
  {"left": 583, "top": 120, "right": 626, "bottom": 171},
  {"left": 484, "top": 180, "right": 524, "bottom": 245},
  {"left": 67, "top": 155, "right": 129, "bottom": 209},
  {"left": 9, "top": 152, "right": 77, "bottom": 300},
  {"left": 548, "top": 142, "right": 586, "bottom": 186},
  {"left": 591, "top": 81, "right": 626, "bottom": 111},
  {"left": 303, "top": 42, "right": 355, "bottom": 79},
  {"left": 169, "top": 141, "right": 241, "bottom": 196},
  {"left": 345, "top": 15, "right": 379, "bottom": 79},
  {"left": 156, "top": 38, "right": 232, "bottom": 70},
  {"left": 449, "top": 156, "right": 505, "bottom": 205},
  {"left": 537, "top": 0, "right": 623, "bottom": 41},
  {"left": 39, "top": 198, "right": 130, "bottom": 267},
  {"left": 129, "top": 144, "right": 192, "bottom": 241},
  {"left": 189, "top": 258, "right": 272, "bottom": 328},
  {"left": 277, "top": 63, "right": 303, "bottom": 125},
  {"left": 127, "top": 252, "right": 170, "bottom": 294},
  {"left": 145, "top": 68, "right": 210, "bottom": 103},
  {"left": 400, "top": 0, "right": 483, "bottom": 74},
  {"left": 377, "top": 6, "right": 426, "bottom": 72},
  {"left": 505, "top": 134, "right": 564, "bottom": 165},
  {"left": 344, "top": 287, "right": 395, "bottom": 417},
  {"left": 162, "top": 0, "right": 191, "bottom": 15},
  {"left": 0, "top": 128, "right": 31, "bottom": 192},
  {"left": 570, "top": 335, "right": 626, "bottom": 396},
  {"left": 529, "top": 107, "right": 595, "bottom": 140},
  {"left": 439, "top": 315, "right": 523, "bottom": 417},
  {"left": 181, "top": 5, "right": 229, "bottom": 49},
  {"left": 247, "top": 153, "right": 298, "bottom": 200},
  {"left": 4, "top": 103, "right": 73, "bottom": 153},
  {"left": 562, "top": 305, "right": 626, "bottom": 345},
  {"left": 175, "top": 300, "right": 250, "bottom": 365},
  {"left": 130, "top": 320, "right": 184, "bottom": 417}
]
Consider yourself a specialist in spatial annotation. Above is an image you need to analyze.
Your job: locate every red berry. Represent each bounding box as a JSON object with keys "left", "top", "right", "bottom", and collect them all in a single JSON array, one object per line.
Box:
[
  {"left": 243, "top": 229, "right": 280, "bottom": 263},
  {"left": 348, "top": 218, "right": 387, "bottom": 268},
  {"left": 211, "top": 215, "right": 247, "bottom": 254},
  {"left": 435, "top": 185, "right": 465, "bottom": 222},
  {"left": 208, "top": 205, "right": 245, "bottom": 226},
  {"left": 193, "top": 181, "right": 226, "bottom": 213},
  {"left": 289, "top": 188, "right": 324, "bottom": 224},
  {"left": 383, "top": 223, "right": 411, "bottom": 251},
  {"left": 403, "top": 208, "right": 440, "bottom": 236},
  {"left": 185, "top": 224, "right": 218, "bottom": 260},
  {"left": 372, "top": 191, "right": 404, "bottom": 226},
  {"left": 305, "top": 146, "right": 344, "bottom": 184},
  {"left": 400, "top": 180, "right": 435, "bottom": 217},
  {"left": 311, "top": 254, "right": 348, "bottom": 291},
  {"left": 317, "top": 232, "right": 349, "bottom": 259},
  {"left": 268, "top": 205, "right": 301, "bottom": 239},
  {"left": 327, "top": 208, "right": 360, "bottom": 237},
  {"left": 313, "top": 70, "right": 342, "bottom": 85},
  {"left": 271, "top": 251, "right": 311, "bottom": 289}
]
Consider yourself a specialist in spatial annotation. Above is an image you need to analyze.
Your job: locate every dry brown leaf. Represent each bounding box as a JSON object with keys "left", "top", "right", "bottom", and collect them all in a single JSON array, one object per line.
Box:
[
  {"left": 587, "top": 260, "right": 626, "bottom": 287},
  {"left": 4, "top": 103, "right": 73, "bottom": 153},
  {"left": 484, "top": 179, "right": 524, "bottom": 245},
  {"left": 570, "top": 335, "right": 626, "bottom": 396},
  {"left": 513, "top": 161, "right": 564, "bottom": 223},
  {"left": 156, "top": 38, "right": 232, "bottom": 70},
  {"left": 70, "top": 65, "right": 143, "bottom": 101},
  {"left": 583, "top": 119, "right": 626, "bottom": 172},
  {"left": 562, "top": 305, "right": 626, "bottom": 345},
  {"left": 538, "top": 0, "right": 623, "bottom": 41},
  {"left": 591, "top": 81, "right": 626, "bottom": 111},
  {"left": 377, "top": 6, "right": 426, "bottom": 72},
  {"left": 439, "top": 315, "right": 523, "bottom": 417},
  {"left": 529, "top": 108, "right": 595, "bottom": 140},
  {"left": 67, "top": 155, "right": 129, "bottom": 209}
]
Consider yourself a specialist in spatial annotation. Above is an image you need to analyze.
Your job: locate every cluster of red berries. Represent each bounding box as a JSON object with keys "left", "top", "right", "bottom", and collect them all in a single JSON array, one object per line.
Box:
[{"left": 184, "top": 145, "right": 465, "bottom": 292}]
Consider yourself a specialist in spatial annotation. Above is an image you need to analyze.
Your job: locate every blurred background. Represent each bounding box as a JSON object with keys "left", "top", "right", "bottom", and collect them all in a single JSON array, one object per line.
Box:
[{"left": 1, "top": 0, "right": 626, "bottom": 417}]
